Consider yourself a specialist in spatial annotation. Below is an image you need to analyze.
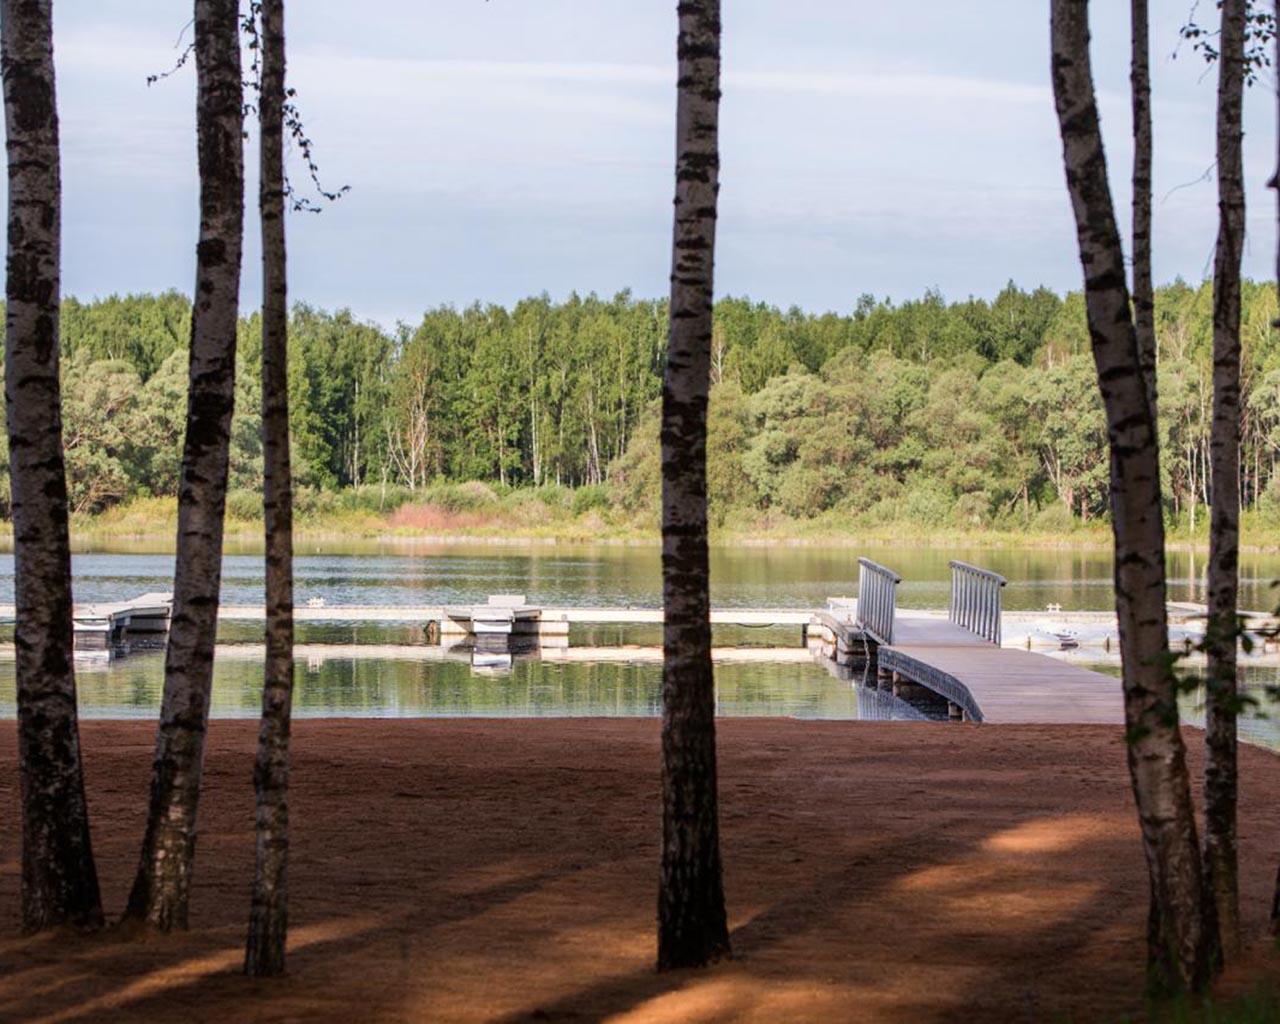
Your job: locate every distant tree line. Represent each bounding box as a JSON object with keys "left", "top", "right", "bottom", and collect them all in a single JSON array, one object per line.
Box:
[{"left": 6, "top": 279, "right": 1278, "bottom": 529}]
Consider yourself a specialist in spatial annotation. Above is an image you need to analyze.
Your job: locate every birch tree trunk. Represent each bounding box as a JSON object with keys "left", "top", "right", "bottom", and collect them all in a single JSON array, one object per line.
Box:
[
  {"left": 1050, "top": 0, "right": 1211, "bottom": 994},
  {"left": 2, "top": 0, "right": 104, "bottom": 934},
  {"left": 126, "top": 0, "right": 243, "bottom": 931},
  {"left": 1204, "top": 0, "right": 1246, "bottom": 961},
  {"left": 1130, "top": 0, "right": 1156, "bottom": 414},
  {"left": 1269, "top": 0, "right": 1280, "bottom": 941},
  {"left": 657, "top": 0, "right": 730, "bottom": 971},
  {"left": 245, "top": 0, "right": 294, "bottom": 977}
]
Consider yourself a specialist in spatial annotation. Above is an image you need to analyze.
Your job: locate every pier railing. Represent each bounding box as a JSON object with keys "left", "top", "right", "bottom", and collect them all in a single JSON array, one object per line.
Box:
[
  {"left": 857, "top": 557, "right": 901, "bottom": 644},
  {"left": 949, "top": 560, "right": 1007, "bottom": 645}
]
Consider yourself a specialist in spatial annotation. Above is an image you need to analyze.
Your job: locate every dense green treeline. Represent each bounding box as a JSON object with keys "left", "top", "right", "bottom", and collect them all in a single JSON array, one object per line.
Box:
[{"left": 5, "top": 281, "right": 1280, "bottom": 531}]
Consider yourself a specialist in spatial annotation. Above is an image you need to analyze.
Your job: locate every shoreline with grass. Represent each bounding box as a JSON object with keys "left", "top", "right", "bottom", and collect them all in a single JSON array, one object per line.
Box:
[{"left": 28, "top": 482, "right": 1280, "bottom": 554}]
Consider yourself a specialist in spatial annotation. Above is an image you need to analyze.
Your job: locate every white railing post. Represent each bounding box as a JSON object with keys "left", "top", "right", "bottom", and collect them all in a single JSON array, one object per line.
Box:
[
  {"left": 948, "top": 560, "right": 1006, "bottom": 645},
  {"left": 857, "top": 557, "right": 902, "bottom": 645}
]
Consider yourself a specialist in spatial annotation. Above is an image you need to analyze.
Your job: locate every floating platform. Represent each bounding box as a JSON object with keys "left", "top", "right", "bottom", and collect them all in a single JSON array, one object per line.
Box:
[{"left": 70, "top": 592, "right": 173, "bottom": 652}]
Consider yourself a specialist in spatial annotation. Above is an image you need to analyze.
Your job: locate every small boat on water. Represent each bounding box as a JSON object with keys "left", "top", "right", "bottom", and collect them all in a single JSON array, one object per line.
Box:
[{"left": 1009, "top": 623, "right": 1080, "bottom": 650}]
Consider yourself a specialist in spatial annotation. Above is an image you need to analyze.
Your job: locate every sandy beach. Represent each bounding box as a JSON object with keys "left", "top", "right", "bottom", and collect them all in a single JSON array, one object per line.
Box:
[{"left": 2, "top": 719, "right": 1280, "bottom": 1022}]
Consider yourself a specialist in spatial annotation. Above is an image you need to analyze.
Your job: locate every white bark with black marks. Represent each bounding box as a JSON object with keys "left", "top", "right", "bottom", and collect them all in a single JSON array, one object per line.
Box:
[
  {"left": 1269, "top": 0, "right": 1280, "bottom": 942},
  {"left": 657, "top": 0, "right": 730, "bottom": 972},
  {"left": 1051, "top": 0, "right": 1211, "bottom": 994},
  {"left": 127, "top": 0, "right": 244, "bottom": 932},
  {"left": 1204, "top": 0, "right": 1246, "bottom": 963},
  {"left": 2, "top": 0, "right": 104, "bottom": 934},
  {"left": 1131, "top": 0, "right": 1156, "bottom": 414},
  {"left": 245, "top": 0, "right": 294, "bottom": 978}
]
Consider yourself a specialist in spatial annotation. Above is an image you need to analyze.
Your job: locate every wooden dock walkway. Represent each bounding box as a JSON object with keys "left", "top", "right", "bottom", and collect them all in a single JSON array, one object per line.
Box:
[
  {"left": 838, "top": 560, "right": 1124, "bottom": 725},
  {"left": 878, "top": 612, "right": 1122, "bottom": 725}
]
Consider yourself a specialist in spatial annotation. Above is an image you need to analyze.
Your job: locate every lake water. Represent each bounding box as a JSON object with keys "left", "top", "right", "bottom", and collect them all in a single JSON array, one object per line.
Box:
[
  {"left": 0, "top": 542, "right": 1278, "bottom": 740},
  {"left": 0, "top": 652, "right": 928, "bottom": 722},
  {"left": 0, "top": 541, "right": 1273, "bottom": 610}
]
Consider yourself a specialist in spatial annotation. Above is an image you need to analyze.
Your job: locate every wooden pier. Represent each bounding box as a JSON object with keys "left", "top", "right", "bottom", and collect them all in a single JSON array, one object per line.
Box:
[
  {"left": 876, "top": 615, "right": 1122, "bottom": 724},
  {"left": 825, "top": 559, "right": 1123, "bottom": 725},
  {"left": 0, "top": 594, "right": 1229, "bottom": 653}
]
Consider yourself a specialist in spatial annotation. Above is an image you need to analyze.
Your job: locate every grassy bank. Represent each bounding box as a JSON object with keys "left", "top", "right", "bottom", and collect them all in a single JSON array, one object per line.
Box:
[{"left": 47, "top": 482, "right": 1280, "bottom": 553}]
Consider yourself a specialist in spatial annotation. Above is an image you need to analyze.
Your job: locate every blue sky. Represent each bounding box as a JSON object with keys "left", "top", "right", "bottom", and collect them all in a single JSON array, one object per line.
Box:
[{"left": 33, "top": 0, "right": 1280, "bottom": 327}]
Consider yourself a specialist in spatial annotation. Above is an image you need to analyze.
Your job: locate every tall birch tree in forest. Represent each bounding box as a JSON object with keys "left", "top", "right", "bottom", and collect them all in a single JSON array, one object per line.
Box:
[
  {"left": 1050, "top": 0, "right": 1211, "bottom": 994},
  {"left": 1204, "top": 0, "right": 1246, "bottom": 962},
  {"left": 657, "top": 0, "right": 730, "bottom": 971},
  {"left": 2, "top": 0, "right": 104, "bottom": 933},
  {"left": 126, "top": 0, "right": 244, "bottom": 931},
  {"left": 245, "top": 0, "right": 294, "bottom": 976}
]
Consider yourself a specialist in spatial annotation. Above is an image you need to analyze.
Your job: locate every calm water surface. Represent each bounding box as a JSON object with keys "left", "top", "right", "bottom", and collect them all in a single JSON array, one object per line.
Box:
[
  {"left": 0, "top": 540, "right": 1277, "bottom": 611},
  {"left": 3, "top": 649, "right": 1277, "bottom": 749},
  {"left": 1, "top": 542, "right": 1278, "bottom": 741},
  {"left": 0, "top": 654, "right": 929, "bottom": 722}
]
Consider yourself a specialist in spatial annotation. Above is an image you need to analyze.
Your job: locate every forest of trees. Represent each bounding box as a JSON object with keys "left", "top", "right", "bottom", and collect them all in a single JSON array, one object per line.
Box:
[{"left": 13, "top": 279, "right": 1280, "bottom": 531}]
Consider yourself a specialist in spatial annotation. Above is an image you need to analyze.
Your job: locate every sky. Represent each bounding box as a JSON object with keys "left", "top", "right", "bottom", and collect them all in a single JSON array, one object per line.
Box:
[{"left": 29, "top": 0, "right": 1280, "bottom": 328}]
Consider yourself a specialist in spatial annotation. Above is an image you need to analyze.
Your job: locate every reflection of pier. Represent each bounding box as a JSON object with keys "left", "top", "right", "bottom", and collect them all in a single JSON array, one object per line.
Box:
[
  {"left": 193, "top": 641, "right": 823, "bottom": 679},
  {"left": 196, "top": 643, "right": 818, "bottom": 666}
]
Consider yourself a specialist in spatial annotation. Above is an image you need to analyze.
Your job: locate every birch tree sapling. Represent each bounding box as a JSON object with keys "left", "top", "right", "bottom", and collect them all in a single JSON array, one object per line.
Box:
[
  {"left": 657, "top": 0, "right": 731, "bottom": 971},
  {"left": 245, "top": 0, "right": 294, "bottom": 977},
  {"left": 127, "top": 0, "right": 244, "bottom": 931},
  {"left": 1178, "top": 4, "right": 1279, "bottom": 941},
  {"left": 1204, "top": 0, "right": 1247, "bottom": 963},
  {"left": 1050, "top": 0, "right": 1212, "bottom": 994},
  {"left": 2, "top": 0, "right": 104, "bottom": 933}
]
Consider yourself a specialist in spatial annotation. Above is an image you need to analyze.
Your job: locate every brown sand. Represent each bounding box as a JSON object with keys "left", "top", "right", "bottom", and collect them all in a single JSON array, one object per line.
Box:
[{"left": 2, "top": 719, "right": 1279, "bottom": 1023}]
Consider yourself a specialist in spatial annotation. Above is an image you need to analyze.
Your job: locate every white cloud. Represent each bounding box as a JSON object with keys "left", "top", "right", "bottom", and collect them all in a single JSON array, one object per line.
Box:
[{"left": 21, "top": 0, "right": 1280, "bottom": 323}]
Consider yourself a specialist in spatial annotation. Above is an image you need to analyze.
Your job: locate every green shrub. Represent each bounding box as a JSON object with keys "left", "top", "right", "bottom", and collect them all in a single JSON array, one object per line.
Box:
[
  {"left": 953, "top": 491, "right": 990, "bottom": 527},
  {"left": 1031, "top": 502, "right": 1075, "bottom": 534},
  {"left": 532, "top": 484, "right": 572, "bottom": 509},
  {"left": 225, "top": 488, "right": 262, "bottom": 523},
  {"left": 901, "top": 483, "right": 952, "bottom": 527},
  {"left": 420, "top": 480, "right": 499, "bottom": 512},
  {"left": 572, "top": 484, "right": 610, "bottom": 516}
]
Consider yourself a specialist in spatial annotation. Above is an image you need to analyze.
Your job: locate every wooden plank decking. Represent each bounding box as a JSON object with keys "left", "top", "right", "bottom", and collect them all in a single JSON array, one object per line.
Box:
[{"left": 879, "top": 612, "right": 1122, "bottom": 725}]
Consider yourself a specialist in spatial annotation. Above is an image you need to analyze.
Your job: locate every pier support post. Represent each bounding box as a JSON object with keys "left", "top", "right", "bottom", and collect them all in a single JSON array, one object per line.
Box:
[{"left": 948, "top": 701, "right": 963, "bottom": 721}]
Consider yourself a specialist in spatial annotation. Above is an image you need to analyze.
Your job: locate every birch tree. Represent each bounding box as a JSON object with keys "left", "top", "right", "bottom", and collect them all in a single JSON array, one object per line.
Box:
[
  {"left": 2, "top": 0, "right": 103, "bottom": 933},
  {"left": 1204, "top": 0, "right": 1246, "bottom": 963},
  {"left": 657, "top": 0, "right": 731, "bottom": 971},
  {"left": 245, "top": 0, "right": 294, "bottom": 976},
  {"left": 1268, "top": 0, "right": 1280, "bottom": 940},
  {"left": 126, "top": 0, "right": 244, "bottom": 931},
  {"left": 1050, "top": 0, "right": 1211, "bottom": 993},
  {"left": 1131, "top": 0, "right": 1156, "bottom": 413}
]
